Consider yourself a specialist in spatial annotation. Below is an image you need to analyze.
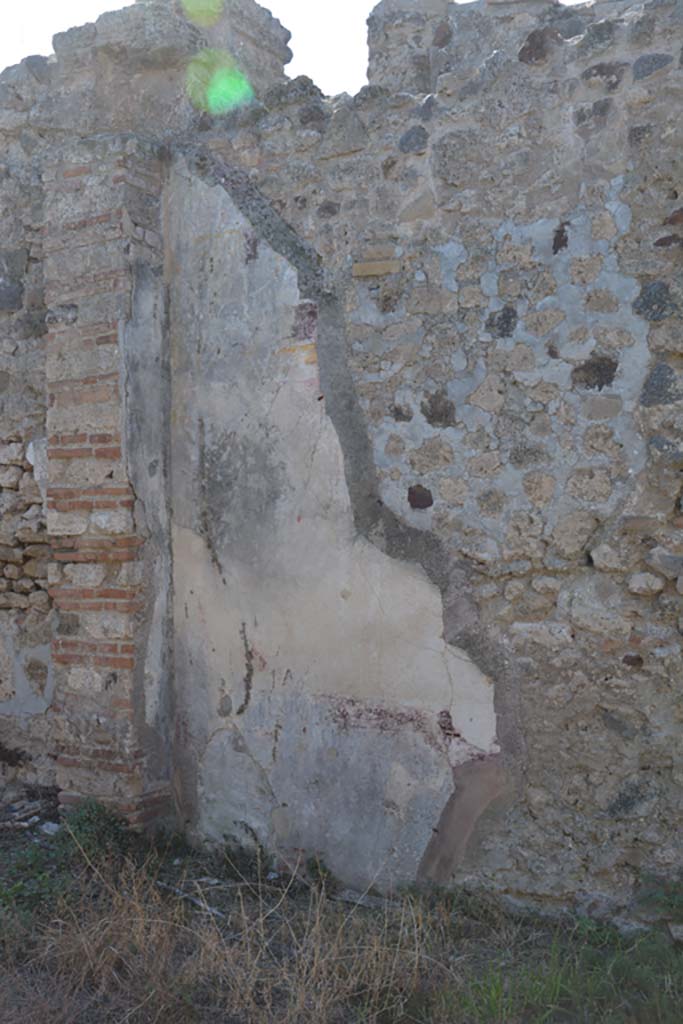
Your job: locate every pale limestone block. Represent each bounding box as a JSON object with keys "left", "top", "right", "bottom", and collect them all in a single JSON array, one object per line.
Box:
[
  {"left": 352, "top": 260, "right": 402, "bottom": 277},
  {"left": 592, "top": 211, "right": 617, "bottom": 240},
  {"left": 0, "top": 443, "right": 25, "bottom": 464},
  {"left": 469, "top": 451, "right": 501, "bottom": 477},
  {"left": 628, "top": 573, "right": 665, "bottom": 596},
  {"left": 439, "top": 477, "right": 468, "bottom": 506},
  {"left": 0, "top": 466, "right": 22, "bottom": 489},
  {"left": 408, "top": 436, "right": 454, "bottom": 472},
  {"left": 552, "top": 512, "right": 599, "bottom": 558},
  {"left": 469, "top": 374, "right": 505, "bottom": 414},
  {"left": 63, "top": 563, "right": 107, "bottom": 587},
  {"left": 570, "top": 255, "right": 603, "bottom": 285},
  {"left": 525, "top": 308, "right": 566, "bottom": 336},
  {"left": 523, "top": 471, "right": 556, "bottom": 507},
  {"left": 567, "top": 467, "right": 613, "bottom": 502}
]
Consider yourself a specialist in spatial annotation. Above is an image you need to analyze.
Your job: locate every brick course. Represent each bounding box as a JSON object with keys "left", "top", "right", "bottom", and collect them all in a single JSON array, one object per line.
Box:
[{"left": 43, "top": 137, "right": 169, "bottom": 824}]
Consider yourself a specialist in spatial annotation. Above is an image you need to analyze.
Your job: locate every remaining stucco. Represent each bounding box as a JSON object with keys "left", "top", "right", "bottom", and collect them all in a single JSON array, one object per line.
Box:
[
  {"left": 166, "top": 161, "right": 499, "bottom": 887},
  {"left": 1, "top": 0, "right": 682, "bottom": 909}
]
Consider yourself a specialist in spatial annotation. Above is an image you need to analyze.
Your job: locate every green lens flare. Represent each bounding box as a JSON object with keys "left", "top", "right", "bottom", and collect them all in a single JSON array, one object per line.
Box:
[
  {"left": 206, "top": 68, "right": 254, "bottom": 113},
  {"left": 186, "top": 50, "right": 255, "bottom": 115},
  {"left": 181, "top": 0, "right": 224, "bottom": 28}
]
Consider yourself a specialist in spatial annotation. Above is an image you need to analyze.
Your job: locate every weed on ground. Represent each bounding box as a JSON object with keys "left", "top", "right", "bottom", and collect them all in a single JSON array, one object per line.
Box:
[{"left": 0, "top": 805, "right": 682, "bottom": 1023}]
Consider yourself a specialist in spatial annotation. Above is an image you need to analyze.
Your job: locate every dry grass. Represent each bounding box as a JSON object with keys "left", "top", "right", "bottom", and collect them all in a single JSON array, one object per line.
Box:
[
  {"left": 1, "top": 812, "right": 683, "bottom": 1024},
  {"left": 1, "top": 857, "right": 440, "bottom": 1024}
]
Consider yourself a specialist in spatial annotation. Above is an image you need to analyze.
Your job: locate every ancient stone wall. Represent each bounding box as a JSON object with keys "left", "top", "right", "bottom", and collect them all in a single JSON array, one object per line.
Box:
[
  {"left": 0, "top": 58, "right": 52, "bottom": 796},
  {"left": 0, "top": 0, "right": 681, "bottom": 909}
]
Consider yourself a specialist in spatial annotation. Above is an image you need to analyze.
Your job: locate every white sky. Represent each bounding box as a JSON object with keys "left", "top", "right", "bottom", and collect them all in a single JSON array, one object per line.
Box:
[{"left": 0, "top": 0, "right": 583, "bottom": 96}]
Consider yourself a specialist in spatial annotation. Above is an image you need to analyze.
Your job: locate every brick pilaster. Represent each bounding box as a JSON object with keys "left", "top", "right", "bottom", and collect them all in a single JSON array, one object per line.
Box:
[{"left": 43, "top": 136, "right": 170, "bottom": 825}]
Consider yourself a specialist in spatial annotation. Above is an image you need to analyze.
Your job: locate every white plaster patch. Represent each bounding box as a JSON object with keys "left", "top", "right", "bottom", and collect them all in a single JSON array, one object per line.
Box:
[{"left": 167, "top": 162, "right": 498, "bottom": 886}]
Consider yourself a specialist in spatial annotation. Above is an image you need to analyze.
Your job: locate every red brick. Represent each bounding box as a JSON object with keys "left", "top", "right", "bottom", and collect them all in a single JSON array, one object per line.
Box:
[
  {"left": 60, "top": 210, "right": 122, "bottom": 231},
  {"left": 49, "top": 586, "right": 138, "bottom": 600},
  {"left": 49, "top": 447, "right": 93, "bottom": 459},
  {"left": 50, "top": 372, "right": 119, "bottom": 389},
  {"left": 49, "top": 432, "right": 89, "bottom": 445},
  {"left": 89, "top": 433, "right": 119, "bottom": 444},
  {"left": 93, "top": 446, "right": 122, "bottom": 459},
  {"left": 63, "top": 165, "right": 92, "bottom": 179},
  {"left": 51, "top": 537, "right": 143, "bottom": 563},
  {"left": 53, "top": 599, "right": 141, "bottom": 613}
]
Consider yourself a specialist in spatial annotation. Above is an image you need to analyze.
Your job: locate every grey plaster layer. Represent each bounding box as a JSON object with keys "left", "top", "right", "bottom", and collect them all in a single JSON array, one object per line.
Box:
[{"left": 122, "top": 256, "right": 175, "bottom": 791}]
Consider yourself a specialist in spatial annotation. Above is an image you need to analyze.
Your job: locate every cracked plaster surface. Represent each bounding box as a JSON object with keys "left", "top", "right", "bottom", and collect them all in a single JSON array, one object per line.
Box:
[{"left": 167, "top": 159, "right": 499, "bottom": 888}]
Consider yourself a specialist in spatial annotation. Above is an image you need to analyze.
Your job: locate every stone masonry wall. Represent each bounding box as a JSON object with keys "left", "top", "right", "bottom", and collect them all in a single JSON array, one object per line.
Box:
[
  {"left": 0, "top": 0, "right": 681, "bottom": 910},
  {"left": 0, "top": 60, "right": 52, "bottom": 795}
]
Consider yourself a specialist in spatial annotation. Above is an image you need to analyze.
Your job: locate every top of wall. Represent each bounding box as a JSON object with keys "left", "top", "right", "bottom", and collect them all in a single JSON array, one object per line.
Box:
[
  {"left": 366, "top": 0, "right": 681, "bottom": 92},
  {"left": 0, "top": 0, "right": 679, "bottom": 144},
  {"left": 0, "top": 0, "right": 293, "bottom": 142}
]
